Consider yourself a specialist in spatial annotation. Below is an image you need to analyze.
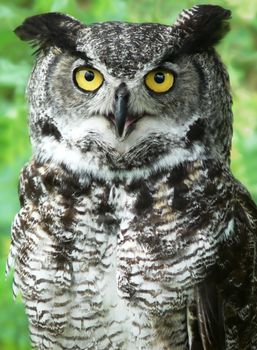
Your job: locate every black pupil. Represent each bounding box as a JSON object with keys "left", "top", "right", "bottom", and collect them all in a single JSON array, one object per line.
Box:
[
  {"left": 85, "top": 70, "right": 95, "bottom": 81},
  {"left": 154, "top": 72, "right": 165, "bottom": 84}
]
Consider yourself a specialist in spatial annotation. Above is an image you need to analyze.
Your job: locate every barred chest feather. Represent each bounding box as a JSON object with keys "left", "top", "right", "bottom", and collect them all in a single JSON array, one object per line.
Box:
[{"left": 8, "top": 158, "right": 236, "bottom": 350}]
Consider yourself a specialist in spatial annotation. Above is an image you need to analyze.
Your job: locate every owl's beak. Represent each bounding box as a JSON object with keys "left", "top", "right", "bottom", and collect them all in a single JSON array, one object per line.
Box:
[{"left": 114, "top": 83, "right": 129, "bottom": 138}]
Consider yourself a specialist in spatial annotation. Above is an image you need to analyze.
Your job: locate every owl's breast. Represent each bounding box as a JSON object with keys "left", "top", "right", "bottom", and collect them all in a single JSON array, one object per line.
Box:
[
  {"left": 112, "top": 180, "right": 191, "bottom": 313},
  {"left": 13, "top": 160, "right": 234, "bottom": 349},
  {"left": 69, "top": 184, "right": 160, "bottom": 349},
  {"left": 111, "top": 162, "right": 233, "bottom": 316}
]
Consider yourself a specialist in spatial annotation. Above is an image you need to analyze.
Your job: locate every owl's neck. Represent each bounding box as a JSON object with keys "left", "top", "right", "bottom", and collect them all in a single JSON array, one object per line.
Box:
[{"left": 34, "top": 132, "right": 208, "bottom": 182}]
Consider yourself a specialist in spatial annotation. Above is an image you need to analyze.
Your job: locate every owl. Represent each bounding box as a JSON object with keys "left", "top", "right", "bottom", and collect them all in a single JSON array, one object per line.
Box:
[{"left": 6, "top": 4, "right": 257, "bottom": 350}]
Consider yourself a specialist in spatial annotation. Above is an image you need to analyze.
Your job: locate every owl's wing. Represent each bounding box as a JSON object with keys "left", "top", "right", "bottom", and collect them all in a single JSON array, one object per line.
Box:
[
  {"left": 195, "top": 281, "right": 225, "bottom": 349},
  {"left": 190, "top": 181, "right": 257, "bottom": 349},
  {"left": 6, "top": 161, "right": 41, "bottom": 295},
  {"left": 6, "top": 162, "right": 28, "bottom": 277},
  {"left": 187, "top": 280, "right": 225, "bottom": 350}
]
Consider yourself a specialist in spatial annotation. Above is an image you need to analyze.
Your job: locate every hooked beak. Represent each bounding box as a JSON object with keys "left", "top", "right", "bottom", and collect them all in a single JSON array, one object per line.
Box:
[{"left": 114, "top": 83, "right": 129, "bottom": 138}]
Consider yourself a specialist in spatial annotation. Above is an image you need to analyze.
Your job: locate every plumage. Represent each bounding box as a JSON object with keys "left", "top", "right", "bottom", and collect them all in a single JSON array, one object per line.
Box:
[{"left": 7, "top": 4, "right": 257, "bottom": 350}]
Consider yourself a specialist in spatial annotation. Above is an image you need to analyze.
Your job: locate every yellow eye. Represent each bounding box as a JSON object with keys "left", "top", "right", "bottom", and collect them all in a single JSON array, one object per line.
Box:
[
  {"left": 74, "top": 67, "right": 104, "bottom": 92},
  {"left": 145, "top": 69, "right": 175, "bottom": 93}
]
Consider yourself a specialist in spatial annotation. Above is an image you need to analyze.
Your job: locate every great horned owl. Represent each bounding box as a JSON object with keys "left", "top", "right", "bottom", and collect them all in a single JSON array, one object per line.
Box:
[{"left": 7, "top": 5, "right": 257, "bottom": 350}]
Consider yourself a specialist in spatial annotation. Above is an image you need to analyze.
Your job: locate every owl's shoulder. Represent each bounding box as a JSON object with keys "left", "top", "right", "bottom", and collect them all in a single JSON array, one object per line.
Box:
[{"left": 189, "top": 162, "right": 257, "bottom": 349}]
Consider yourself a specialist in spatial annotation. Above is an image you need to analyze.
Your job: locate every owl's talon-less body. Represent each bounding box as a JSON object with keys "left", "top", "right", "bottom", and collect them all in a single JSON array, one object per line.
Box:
[{"left": 7, "top": 5, "right": 257, "bottom": 350}]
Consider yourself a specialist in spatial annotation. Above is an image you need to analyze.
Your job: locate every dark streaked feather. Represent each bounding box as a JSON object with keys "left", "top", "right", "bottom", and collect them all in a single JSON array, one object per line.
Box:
[
  {"left": 14, "top": 12, "right": 82, "bottom": 53},
  {"left": 173, "top": 5, "right": 231, "bottom": 54},
  {"left": 196, "top": 280, "right": 225, "bottom": 349},
  {"left": 187, "top": 300, "right": 204, "bottom": 350}
]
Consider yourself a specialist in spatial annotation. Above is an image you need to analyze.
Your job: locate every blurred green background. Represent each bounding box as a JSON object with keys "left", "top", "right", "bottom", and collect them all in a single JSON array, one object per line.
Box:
[{"left": 0, "top": 0, "right": 256, "bottom": 349}]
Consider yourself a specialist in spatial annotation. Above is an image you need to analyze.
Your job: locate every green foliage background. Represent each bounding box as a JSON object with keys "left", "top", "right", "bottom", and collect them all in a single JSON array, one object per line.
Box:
[{"left": 0, "top": 0, "right": 256, "bottom": 349}]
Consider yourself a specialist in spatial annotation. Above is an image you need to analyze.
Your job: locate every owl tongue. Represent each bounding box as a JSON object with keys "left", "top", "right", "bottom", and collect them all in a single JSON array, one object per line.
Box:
[
  {"left": 125, "top": 115, "right": 139, "bottom": 129},
  {"left": 107, "top": 113, "right": 140, "bottom": 134}
]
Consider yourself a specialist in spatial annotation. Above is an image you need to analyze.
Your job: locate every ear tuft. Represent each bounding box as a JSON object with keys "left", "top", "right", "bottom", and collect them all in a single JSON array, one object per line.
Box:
[
  {"left": 173, "top": 5, "right": 231, "bottom": 53},
  {"left": 14, "top": 12, "right": 83, "bottom": 52}
]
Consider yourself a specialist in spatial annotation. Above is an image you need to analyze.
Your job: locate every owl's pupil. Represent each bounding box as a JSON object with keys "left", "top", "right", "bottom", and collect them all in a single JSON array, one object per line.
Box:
[
  {"left": 154, "top": 72, "right": 165, "bottom": 84},
  {"left": 85, "top": 70, "right": 95, "bottom": 81}
]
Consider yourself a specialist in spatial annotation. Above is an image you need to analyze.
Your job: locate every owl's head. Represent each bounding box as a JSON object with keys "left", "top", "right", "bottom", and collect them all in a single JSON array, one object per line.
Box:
[{"left": 16, "top": 5, "right": 232, "bottom": 180}]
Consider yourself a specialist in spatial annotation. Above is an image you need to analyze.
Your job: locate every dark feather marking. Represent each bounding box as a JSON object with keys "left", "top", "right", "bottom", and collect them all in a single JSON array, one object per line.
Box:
[
  {"left": 167, "top": 163, "right": 189, "bottom": 187},
  {"left": 204, "top": 182, "right": 216, "bottom": 196},
  {"left": 97, "top": 201, "right": 113, "bottom": 215},
  {"left": 192, "top": 58, "right": 206, "bottom": 100},
  {"left": 42, "top": 167, "right": 91, "bottom": 198},
  {"left": 54, "top": 241, "right": 74, "bottom": 268},
  {"left": 172, "top": 183, "right": 189, "bottom": 211},
  {"left": 41, "top": 121, "right": 62, "bottom": 141},
  {"left": 22, "top": 172, "right": 42, "bottom": 205},
  {"left": 205, "top": 161, "right": 223, "bottom": 179},
  {"left": 95, "top": 186, "right": 118, "bottom": 227},
  {"left": 186, "top": 119, "right": 205, "bottom": 145},
  {"left": 97, "top": 186, "right": 114, "bottom": 215},
  {"left": 61, "top": 207, "right": 76, "bottom": 229},
  {"left": 41, "top": 169, "right": 61, "bottom": 192},
  {"left": 126, "top": 178, "right": 145, "bottom": 192},
  {"left": 134, "top": 182, "right": 153, "bottom": 215}
]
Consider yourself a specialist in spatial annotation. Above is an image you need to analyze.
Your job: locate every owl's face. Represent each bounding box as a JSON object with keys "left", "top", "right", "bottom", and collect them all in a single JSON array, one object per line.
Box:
[
  {"left": 46, "top": 28, "right": 201, "bottom": 155},
  {"left": 17, "top": 6, "right": 232, "bottom": 179}
]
